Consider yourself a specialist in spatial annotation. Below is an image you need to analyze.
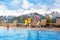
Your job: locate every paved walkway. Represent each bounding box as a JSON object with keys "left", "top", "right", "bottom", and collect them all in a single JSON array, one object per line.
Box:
[{"left": 0, "top": 26, "right": 60, "bottom": 31}]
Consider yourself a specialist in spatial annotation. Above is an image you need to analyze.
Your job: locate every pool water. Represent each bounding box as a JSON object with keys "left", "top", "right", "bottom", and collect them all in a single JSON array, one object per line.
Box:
[{"left": 0, "top": 28, "right": 60, "bottom": 40}]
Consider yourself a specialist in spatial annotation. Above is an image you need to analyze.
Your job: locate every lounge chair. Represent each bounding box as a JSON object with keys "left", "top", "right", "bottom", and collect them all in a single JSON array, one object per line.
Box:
[
  {"left": 31, "top": 20, "right": 38, "bottom": 27},
  {"left": 54, "top": 19, "right": 60, "bottom": 27},
  {"left": 8, "top": 20, "right": 17, "bottom": 27},
  {"left": 0, "top": 20, "right": 7, "bottom": 26},
  {"left": 17, "top": 23, "right": 24, "bottom": 27},
  {"left": 40, "top": 19, "right": 47, "bottom": 27}
]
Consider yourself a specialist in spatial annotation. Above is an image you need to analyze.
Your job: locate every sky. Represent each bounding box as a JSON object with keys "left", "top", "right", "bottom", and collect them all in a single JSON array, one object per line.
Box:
[{"left": 0, "top": 0, "right": 60, "bottom": 16}]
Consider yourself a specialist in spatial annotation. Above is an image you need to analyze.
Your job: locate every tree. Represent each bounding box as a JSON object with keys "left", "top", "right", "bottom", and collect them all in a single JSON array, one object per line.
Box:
[{"left": 46, "top": 15, "right": 52, "bottom": 26}]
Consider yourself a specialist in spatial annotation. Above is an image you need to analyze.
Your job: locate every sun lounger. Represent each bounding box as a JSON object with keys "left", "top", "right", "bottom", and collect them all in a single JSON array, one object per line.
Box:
[
  {"left": 40, "top": 19, "right": 47, "bottom": 27},
  {"left": 17, "top": 23, "right": 24, "bottom": 27},
  {"left": 54, "top": 19, "right": 60, "bottom": 27},
  {"left": 8, "top": 20, "right": 17, "bottom": 27},
  {"left": 31, "top": 20, "right": 38, "bottom": 27},
  {"left": 0, "top": 20, "right": 7, "bottom": 26}
]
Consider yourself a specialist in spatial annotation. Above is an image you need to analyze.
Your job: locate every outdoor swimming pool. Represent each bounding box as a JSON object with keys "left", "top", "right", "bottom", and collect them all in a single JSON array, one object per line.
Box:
[{"left": 0, "top": 28, "right": 60, "bottom": 40}]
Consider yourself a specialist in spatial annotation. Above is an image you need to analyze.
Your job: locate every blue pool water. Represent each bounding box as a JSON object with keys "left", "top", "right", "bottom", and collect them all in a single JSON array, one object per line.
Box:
[{"left": 0, "top": 28, "right": 60, "bottom": 40}]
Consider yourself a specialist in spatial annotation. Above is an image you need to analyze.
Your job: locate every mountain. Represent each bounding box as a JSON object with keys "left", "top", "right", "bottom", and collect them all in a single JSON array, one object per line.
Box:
[
  {"left": 49, "top": 11, "right": 60, "bottom": 19},
  {"left": 28, "top": 13, "right": 45, "bottom": 19},
  {"left": 0, "top": 11, "right": 60, "bottom": 23}
]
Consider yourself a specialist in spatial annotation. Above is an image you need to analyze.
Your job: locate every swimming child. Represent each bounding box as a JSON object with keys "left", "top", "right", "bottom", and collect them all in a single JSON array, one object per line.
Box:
[{"left": 7, "top": 25, "right": 10, "bottom": 30}]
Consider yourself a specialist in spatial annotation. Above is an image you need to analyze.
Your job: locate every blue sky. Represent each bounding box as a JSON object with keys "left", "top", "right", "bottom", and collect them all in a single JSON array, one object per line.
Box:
[
  {"left": 0, "top": 0, "right": 60, "bottom": 16},
  {"left": 0, "top": 0, "right": 55, "bottom": 10}
]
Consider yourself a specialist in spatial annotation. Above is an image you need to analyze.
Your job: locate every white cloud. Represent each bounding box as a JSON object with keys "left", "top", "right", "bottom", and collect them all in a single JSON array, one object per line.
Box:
[
  {"left": 50, "top": 8, "right": 60, "bottom": 12},
  {"left": 51, "top": 0, "right": 60, "bottom": 10},
  {"left": 0, "top": 5, "right": 21, "bottom": 16},
  {"left": 53, "top": 0, "right": 60, "bottom": 9},
  {"left": 21, "top": 0, "right": 33, "bottom": 9},
  {"left": 1, "top": 0, "right": 60, "bottom": 16},
  {"left": 0, "top": 4, "right": 47, "bottom": 16},
  {"left": 55, "top": 0, "right": 60, "bottom": 3}
]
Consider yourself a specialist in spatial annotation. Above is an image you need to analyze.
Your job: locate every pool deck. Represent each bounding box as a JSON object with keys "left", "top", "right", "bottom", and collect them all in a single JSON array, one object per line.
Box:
[
  {"left": 0, "top": 26, "right": 60, "bottom": 31},
  {"left": 18, "top": 27, "right": 60, "bottom": 31}
]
